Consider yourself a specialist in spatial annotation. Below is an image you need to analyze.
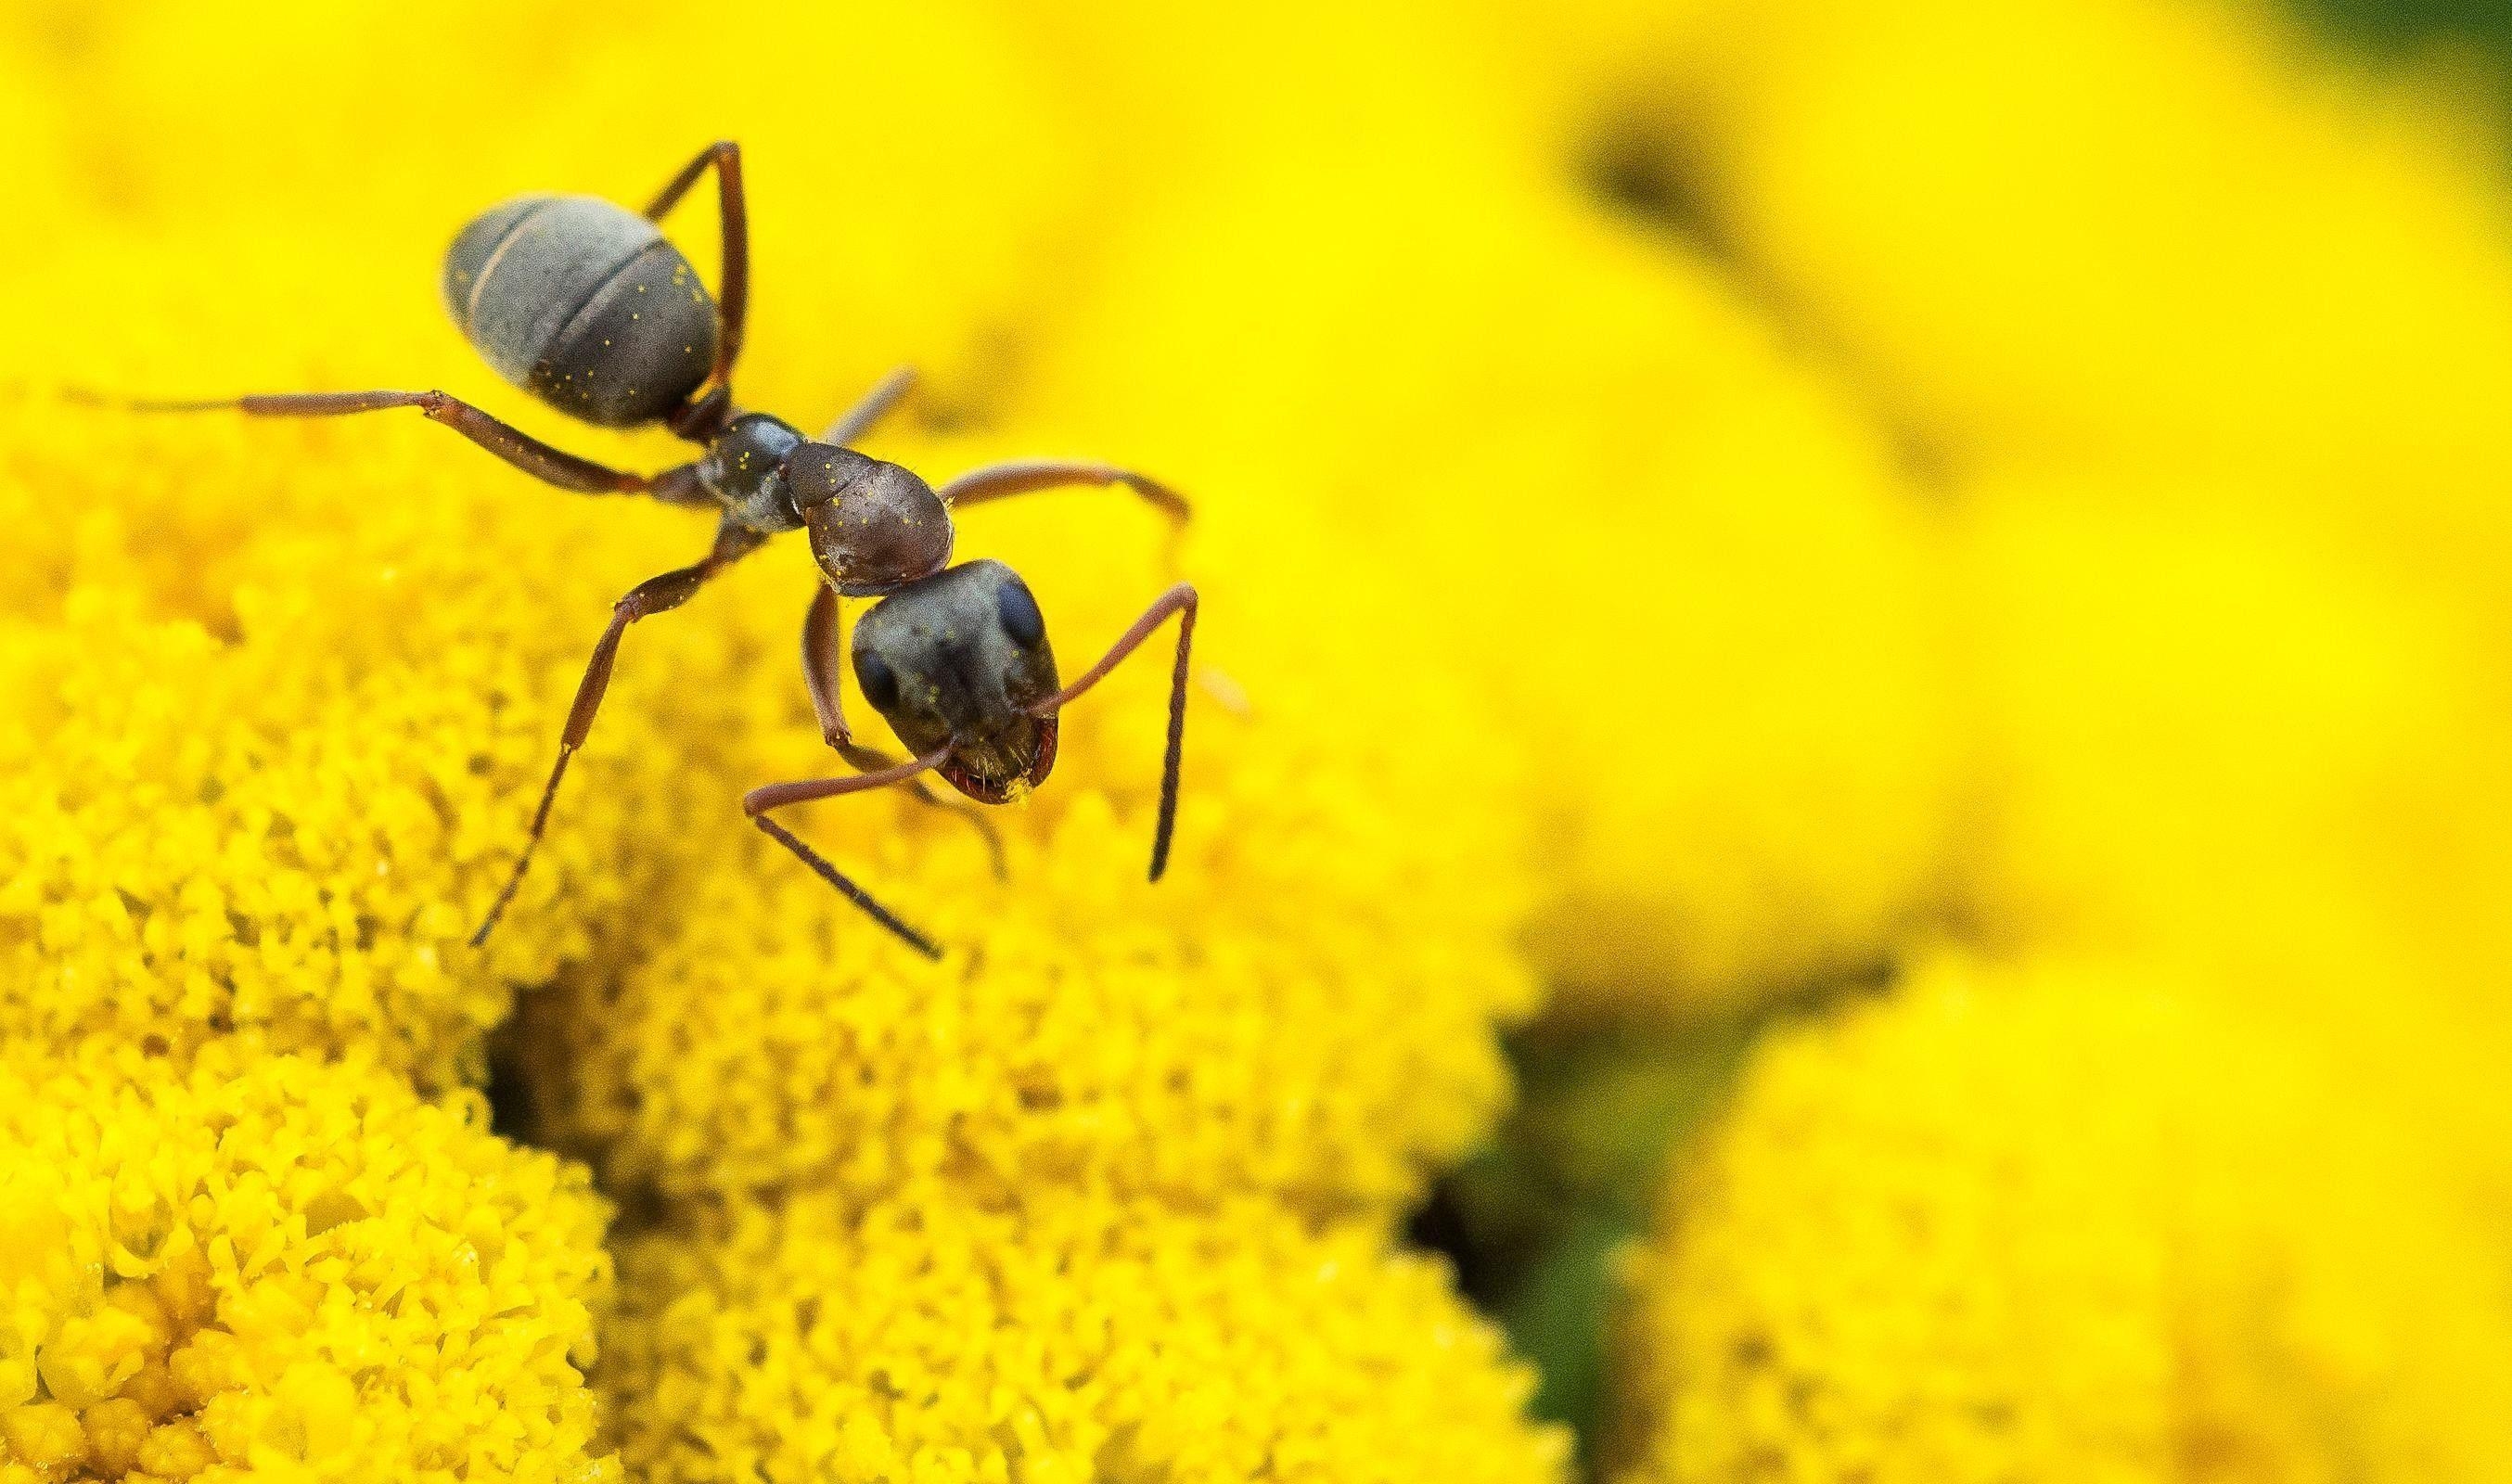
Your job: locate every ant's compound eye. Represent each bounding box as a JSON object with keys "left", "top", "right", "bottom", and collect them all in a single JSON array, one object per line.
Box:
[
  {"left": 855, "top": 647, "right": 903, "bottom": 713},
  {"left": 995, "top": 579, "right": 1045, "bottom": 649}
]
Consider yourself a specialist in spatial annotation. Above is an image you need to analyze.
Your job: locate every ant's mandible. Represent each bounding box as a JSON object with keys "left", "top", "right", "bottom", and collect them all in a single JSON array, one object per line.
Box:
[{"left": 116, "top": 141, "right": 1198, "bottom": 959}]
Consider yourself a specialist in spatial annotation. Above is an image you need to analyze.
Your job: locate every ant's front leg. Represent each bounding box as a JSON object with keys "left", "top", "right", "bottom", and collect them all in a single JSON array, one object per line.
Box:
[
  {"left": 801, "top": 583, "right": 1007, "bottom": 879},
  {"left": 1027, "top": 583, "right": 1199, "bottom": 880},
  {"left": 745, "top": 747, "right": 953, "bottom": 959},
  {"left": 470, "top": 516, "right": 767, "bottom": 946}
]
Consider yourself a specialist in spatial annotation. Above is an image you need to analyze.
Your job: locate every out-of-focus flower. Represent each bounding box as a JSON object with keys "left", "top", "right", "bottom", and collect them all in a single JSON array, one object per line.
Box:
[
  {"left": 1502, "top": 0, "right": 2512, "bottom": 614},
  {"left": 1609, "top": 951, "right": 2512, "bottom": 1484},
  {"left": 1959, "top": 482, "right": 2512, "bottom": 996},
  {"left": 0, "top": 1040, "right": 614, "bottom": 1483},
  {"left": 1954, "top": 483, "right": 2512, "bottom": 1229},
  {"left": 605, "top": 1180, "right": 1568, "bottom": 1484},
  {"left": 995, "top": 1, "right": 1965, "bottom": 1018},
  {"left": 8, "top": 1, "right": 1093, "bottom": 416}
]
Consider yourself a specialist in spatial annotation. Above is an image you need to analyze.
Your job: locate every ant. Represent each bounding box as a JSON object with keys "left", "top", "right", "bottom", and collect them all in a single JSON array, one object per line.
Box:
[{"left": 110, "top": 142, "right": 1198, "bottom": 960}]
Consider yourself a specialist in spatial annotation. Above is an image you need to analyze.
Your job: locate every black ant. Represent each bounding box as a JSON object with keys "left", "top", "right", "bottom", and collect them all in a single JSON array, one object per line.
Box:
[{"left": 109, "top": 142, "right": 1198, "bottom": 959}]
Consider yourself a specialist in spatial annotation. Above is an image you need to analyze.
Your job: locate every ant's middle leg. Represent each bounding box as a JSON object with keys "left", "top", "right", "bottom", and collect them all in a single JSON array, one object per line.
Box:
[
  {"left": 644, "top": 141, "right": 749, "bottom": 389},
  {"left": 939, "top": 459, "right": 1193, "bottom": 529},
  {"left": 800, "top": 583, "right": 1008, "bottom": 879},
  {"left": 469, "top": 516, "right": 768, "bottom": 946},
  {"left": 105, "top": 387, "right": 695, "bottom": 498}
]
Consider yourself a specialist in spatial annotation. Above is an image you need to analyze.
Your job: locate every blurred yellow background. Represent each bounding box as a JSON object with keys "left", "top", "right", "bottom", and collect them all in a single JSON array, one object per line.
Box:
[{"left": 4, "top": 0, "right": 2511, "bottom": 1480}]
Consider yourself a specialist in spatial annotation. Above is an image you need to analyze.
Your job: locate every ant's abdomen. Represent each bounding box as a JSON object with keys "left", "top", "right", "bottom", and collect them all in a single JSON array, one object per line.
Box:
[{"left": 442, "top": 194, "right": 715, "bottom": 429}]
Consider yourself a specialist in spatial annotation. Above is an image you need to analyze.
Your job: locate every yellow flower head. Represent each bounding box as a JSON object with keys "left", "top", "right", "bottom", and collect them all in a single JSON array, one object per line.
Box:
[
  {"left": 0, "top": 1041, "right": 613, "bottom": 1483},
  {"left": 5, "top": 2, "right": 1544, "bottom": 1216},
  {"left": 1610, "top": 951, "right": 2512, "bottom": 1484},
  {"left": 512, "top": 487, "right": 1538, "bottom": 1216},
  {"left": 605, "top": 1181, "right": 1568, "bottom": 1484},
  {"left": 0, "top": 324, "right": 759, "bottom": 1089}
]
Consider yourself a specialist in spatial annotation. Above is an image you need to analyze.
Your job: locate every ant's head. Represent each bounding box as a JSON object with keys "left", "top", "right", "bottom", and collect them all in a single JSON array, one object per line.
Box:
[
  {"left": 788, "top": 445, "right": 954, "bottom": 597},
  {"left": 852, "top": 559, "right": 1061, "bottom": 804}
]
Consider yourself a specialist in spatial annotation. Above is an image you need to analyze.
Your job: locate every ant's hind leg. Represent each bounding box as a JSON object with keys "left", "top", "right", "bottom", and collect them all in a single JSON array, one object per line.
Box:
[
  {"left": 800, "top": 583, "right": 1008, "bottom": 879},
  {"left": 103, "top": 387, "right": 672, "bottom": 496},
  {"left": 1025, "top": 583, "right": 1198, "bottom": 881},
  {"left": 644, "top": 141, "right": 749, "bottom": 388},
  {"left": 745, "top": 748, "right": 954, "bottom": 959},
  {"left": 469, "top": 517, "right": 768, "bottom": 947}
]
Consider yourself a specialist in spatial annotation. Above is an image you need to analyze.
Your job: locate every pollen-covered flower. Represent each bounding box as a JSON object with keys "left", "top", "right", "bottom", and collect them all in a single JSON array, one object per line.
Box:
[
  {"left": 514, "top": 490, "right": 1538, "bottom": 1216},
  {"left": 6, "top": 3, "right": 1548, "bottom": 1222},
  {"left": 1609, "top": 951, "right": 2512, "bottom": 1484},
  {"left": 0, "top": 1039, "right": 614, "bottom": 1483},
  {"left": 0, "top": 344, "right": 757, "bottom": 1089},
  {"left": 605, "top": 1180, "right": 1569, "bottom": 1484}
]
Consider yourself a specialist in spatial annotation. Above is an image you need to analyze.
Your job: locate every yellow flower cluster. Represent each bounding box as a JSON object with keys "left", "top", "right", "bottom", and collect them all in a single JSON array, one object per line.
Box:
[
  {"left": 0, "top": 1039, "right": 613, "bottom": 1484},
  {"left": 1612, "top": 953, "right": 2512, "bottom": 1484},
  {"left": 20, "top": 0, "right": 2506, "bottom": 1477},
  {"left": 609, "top": 1185, "right": 1562, "bottom": 1484},
  {"left": 7, "top": 4, "right": 1581, "bottom": 1478},
  {"left": 1535, "top": 0, "right": 2512, "bottom": 1472},
  {"left": 516, "top": 551, "right": 1538, "bottom": 1210},
  {"left": 1561, "top": 0, "right": 2512, "bottom": 1155},
  {"left": 0, "top": 379, "right": 739, "bottom": 1089},
  {"left": 5, "top": 190, "right": 663, "bottom": 1478},
  {"left": 1617, "top": 959, "right": 2512, "bottom": 1476}
]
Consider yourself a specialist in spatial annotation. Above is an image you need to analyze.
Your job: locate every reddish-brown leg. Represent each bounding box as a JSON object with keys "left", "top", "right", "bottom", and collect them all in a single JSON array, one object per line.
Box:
[
  {"left": 939, "top": 458, "right": 1193, "bottom": 528},
  {"left": 1026, "top": 583, "right": 1198, "bottom": 880},
  {"left": 108, "top": 388, "right": 691, "bottom": 496},
  {"left": 744, "top": 746, "right": 953, "bottom": 958},
  {"left": 644, "top": 140, "right": 750, "bottom": 388},
  {"left": 801, "top": 583, "right": 1007, "bottom": 878},
  {"left": 469, "top": 517, "right": 768, "bottom": 946}
]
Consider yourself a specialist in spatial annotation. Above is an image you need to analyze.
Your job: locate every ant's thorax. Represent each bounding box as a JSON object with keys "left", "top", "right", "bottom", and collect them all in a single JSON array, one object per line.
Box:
[{"left": 698, "top": 411, "right": 812, "bottom": 533}]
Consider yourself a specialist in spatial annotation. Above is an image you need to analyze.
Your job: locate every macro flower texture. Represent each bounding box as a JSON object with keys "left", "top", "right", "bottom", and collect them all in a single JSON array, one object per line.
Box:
[{"left": 5, "top": 0, "right": 2512, "bottom": 1482}]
